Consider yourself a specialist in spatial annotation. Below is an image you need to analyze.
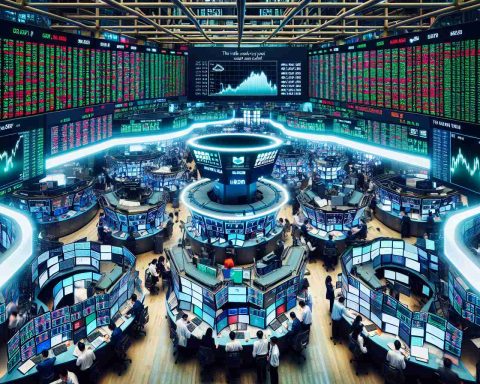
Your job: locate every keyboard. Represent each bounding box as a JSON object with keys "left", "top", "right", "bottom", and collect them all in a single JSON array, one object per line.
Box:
[
  {"left": 88, "top": 330, "right": 103, "bottom": 343},
  {"left": 191, "top": 317, "right": 202, "bottom": 326},
  {"left": 277, "top": 313, "right": 288, "bottom": 323},
  {"left": 365, "top": 324, "right": 377, "bottom": 332},
  {"left": 112, "top": 313, "right": 121, "bottom": 323},
  {"left": 31, "top": 355, "right": 43, "bottom": 364},
  {"left": 269, "top": 319, "right": 282, "bottom": 331},
  {"left": 187, "top": 323, "right": 196, "bottom": 332},
  {"left": 235, "top": 332, "right": 245, "bottom": 339},
  {"left": 90, "top": 336, "right": 105, "bottom": 350},
  {"left": 53, "top": 344, "right": 68, "bottom": 356}
]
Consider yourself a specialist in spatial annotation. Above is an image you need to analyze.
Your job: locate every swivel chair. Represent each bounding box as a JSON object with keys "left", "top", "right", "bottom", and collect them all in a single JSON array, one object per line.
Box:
[{"left": 291, "top": 330, "right": 310, "bottom": 363}]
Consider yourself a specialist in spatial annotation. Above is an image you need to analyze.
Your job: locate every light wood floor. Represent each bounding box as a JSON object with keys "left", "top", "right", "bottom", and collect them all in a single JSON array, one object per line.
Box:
[{"left": 57, "top": 202, "right": 412, "bottom": 384}]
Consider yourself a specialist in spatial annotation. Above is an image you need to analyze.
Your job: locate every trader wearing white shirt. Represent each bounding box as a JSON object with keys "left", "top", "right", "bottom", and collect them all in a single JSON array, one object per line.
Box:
[
  {"left": 268, "top": 336, "right": 280, "bottom": 384},
  {"left": 176, "top": 314, "right": 192, "bottom": 347},
  {"left": 252, "top": 330, "right": 269, "bottom": 384},
  {"left": 225, "top": 331, "right": 243, "bottom": 352},
  {"left": 386, "top": 340, "right": 407, "bottom": 370},
  {"left": 299, "top": 300, "right": 312, "bottom": 330}
]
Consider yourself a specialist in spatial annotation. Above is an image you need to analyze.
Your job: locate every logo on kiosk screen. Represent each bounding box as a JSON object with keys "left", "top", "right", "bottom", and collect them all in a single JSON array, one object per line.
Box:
[{"left": 232, "top": 156, "right": 245, "bottom": 166}]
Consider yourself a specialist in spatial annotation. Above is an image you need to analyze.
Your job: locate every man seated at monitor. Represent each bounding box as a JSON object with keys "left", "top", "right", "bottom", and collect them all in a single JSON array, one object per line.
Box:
[
  {"left": 126, "top": 293, "right": 144, "bottom": 318},
  {"left": 286, "top": 312, "right": 302, "bottom": 342}
]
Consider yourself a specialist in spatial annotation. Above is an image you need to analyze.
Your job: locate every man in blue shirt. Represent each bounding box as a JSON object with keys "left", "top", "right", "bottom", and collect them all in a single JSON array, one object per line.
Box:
[
  {"left": 108, "top": 322, "right": 123, "bottom": 348},
  {"left": 126, "top": 293, "right": 143, "bottom": 318},
  {"left": 330, "top": 296, "right": 352, "bottom": 344},
  {"left": 286, "top": 312, "right": 302, "bottom": 342},
  {"left": 36, "top": 350, "right": 56, "bottom": 384}
]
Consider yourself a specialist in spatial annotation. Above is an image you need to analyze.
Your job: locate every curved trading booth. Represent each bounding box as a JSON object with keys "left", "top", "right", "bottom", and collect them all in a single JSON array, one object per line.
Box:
[
  {"left": 106, "top": 145, "right": 166, "bottom": 183},
  {"left": 182, "top": 133, "right": 287, "bottom": 264},
  {"left": 272, "top": 146, "right": 310, "bottom": 190},
  {"left": 297, "top": 181, "right": 369, "bottom": 252},
  {"left": 100, "top": 189, "right": 168, "bottom": 254},
  {"left": 9, "top": 175, "right": 98, "bottom": 239},
  {"left": 1, "top": 241, "right": 143, "bottom": 383},
  {"left": 340, "top": 238, "right": 475, "bottom": 382},
  {"left": 374, "top": 174, "right": 461, "bottom": 237},
  {"left": 165, "top": 245, "right": 307, "bottom": 354}
]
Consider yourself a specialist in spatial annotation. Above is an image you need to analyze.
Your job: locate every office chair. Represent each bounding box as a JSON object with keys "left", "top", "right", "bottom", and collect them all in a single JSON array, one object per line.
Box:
[
  {"left": 291, "top": 330, "right": 310, "bottom": 363},
  {"left": 323, "top": 247, "right": 337, "bottom": 271},
  {"left": 198, "top": 346, "right": 215, "bottom": 381},
  {"left": 113, "top": 334, "right": 133, "bottom": 376},
  {"left": 144, "top": 270, "right": 159, "bottom": 295},
  {"left": 348, "top": 335, "right": 368, "bottom": 376},
  {"left": 131, "top": 306, "right": 149, "bottom": 338},
  {"left": 383, "top": 362, "right": 405, "bottom": 384}
]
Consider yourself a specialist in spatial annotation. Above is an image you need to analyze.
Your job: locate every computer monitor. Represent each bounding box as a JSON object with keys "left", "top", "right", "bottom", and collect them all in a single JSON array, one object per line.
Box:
[{"left": 331, "top": 196, "right": 344, "bottom": 207}]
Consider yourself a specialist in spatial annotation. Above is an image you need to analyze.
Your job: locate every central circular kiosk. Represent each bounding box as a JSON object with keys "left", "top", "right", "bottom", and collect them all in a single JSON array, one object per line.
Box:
[
  {"left": 166, "top": 134, "right": 309, "bottom": 366},
  {"left": 182, "top": 133, "right": 288, "bottom": 264}
]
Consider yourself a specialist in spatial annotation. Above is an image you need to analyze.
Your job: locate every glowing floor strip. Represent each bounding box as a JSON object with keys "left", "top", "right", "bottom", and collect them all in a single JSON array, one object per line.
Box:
[
  {"left": 444, "top": 205, "right": 480, "bottom": 294},
  {"left": 46, "top": 115, "right": 430, "bottom": 170},
  {"left": 0, "top": 204, "right": 34, "bottom": 290}
]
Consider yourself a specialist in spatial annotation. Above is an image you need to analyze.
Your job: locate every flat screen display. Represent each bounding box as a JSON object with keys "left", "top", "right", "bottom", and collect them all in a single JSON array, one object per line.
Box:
[{"left": 188, "top": 47, "right": 308, "bottom": 101}]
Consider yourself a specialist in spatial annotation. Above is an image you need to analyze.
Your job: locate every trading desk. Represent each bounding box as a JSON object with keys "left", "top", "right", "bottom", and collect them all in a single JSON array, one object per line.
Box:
[
  {"left": 373, "top": 174, "right": 461, "bottom": 237},
  {"left": 10, "top": 178, "right": 98, "bottom": 238},
  {"left": 186, "top": 226, "right": 283, "bottom": 265},
  {"left": 0, "top": 295, "right": 143, "bottom": 384},
  {"left": 102, "top": 191, "right": 167, "bottom": 254},
  {"left": 340, "top": 314, "right": 475, "bottom": 383}
]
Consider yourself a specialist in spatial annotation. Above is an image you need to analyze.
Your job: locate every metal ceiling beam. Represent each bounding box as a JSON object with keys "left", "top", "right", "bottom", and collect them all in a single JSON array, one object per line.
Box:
[
  {"left": 263, "top": 0, "right": 312, "bottom": 43},
  {"left": 28, "top": 1, "right": 454, "bottom": 8},
  {"left": 99, "top": 0, "right": 189, "bottom": 42},
  {"left": 170, "top": 0, "right": 214, "bottom": 43},
  {"left": 1, "top": 0, "right": 97, "bottom": 32},
  {"left": 237, "top": 0, "right": 246, "bottom": 45},
  {"left": 291, "top": 0, "right": 385, "bottom": 42},
  {"left": 387, "top": 0, "right": 480, "bottom": 30},
  {"left": 64, "top": 14, "right": 412, "bottom": 20}
]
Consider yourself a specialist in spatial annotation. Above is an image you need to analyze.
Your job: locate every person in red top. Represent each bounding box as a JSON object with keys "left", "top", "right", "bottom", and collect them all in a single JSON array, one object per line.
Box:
[{"left": 224, "top": 258, "right": 235, "bottom": 269}]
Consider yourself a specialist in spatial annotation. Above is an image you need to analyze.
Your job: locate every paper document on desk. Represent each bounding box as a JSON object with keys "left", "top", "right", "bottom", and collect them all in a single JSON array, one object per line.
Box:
[
  {"left": 17, "top": 359, "right": 35, "bottom": 374},
  {"left": 410, "top": 346, "right": 429, "bottom": 362}
]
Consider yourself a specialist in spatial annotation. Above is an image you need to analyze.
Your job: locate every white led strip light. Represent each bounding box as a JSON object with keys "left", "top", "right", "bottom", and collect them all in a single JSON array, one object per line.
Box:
[
  {"left": 0, "top": 204, "right": 34, "bottom": 290},
  {"left": 46, "top": 115, "right": 430, "bottom": 170},
  {"left": 444, "top": 205, "right": 480, "bottom": 295}
]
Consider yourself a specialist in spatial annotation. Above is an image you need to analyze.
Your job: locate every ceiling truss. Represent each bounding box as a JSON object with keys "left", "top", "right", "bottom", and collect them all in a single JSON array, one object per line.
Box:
[{"left": 4, "top": 0, "right": 478, "bottom": 46}]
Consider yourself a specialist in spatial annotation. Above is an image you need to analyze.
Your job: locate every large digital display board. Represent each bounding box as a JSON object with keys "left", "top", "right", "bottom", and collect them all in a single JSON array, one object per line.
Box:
[
  {"left": 0, "top": 20, "right": 186, "bottom": 120},
  {"left": 0, "top": 116, "right": 44, "bottom": 195},
  {"left": 188, "top": 47, "right": 308, "bottom": 101},
  {"left": 308, "top": 22, "right": 480, "bottom": 125},
  {"left": 431, "top": 119, "right": 480, "bottom": 194}
]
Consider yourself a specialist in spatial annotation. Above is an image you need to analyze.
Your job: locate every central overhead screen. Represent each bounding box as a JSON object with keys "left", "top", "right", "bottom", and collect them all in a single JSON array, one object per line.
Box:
[{"left": 188, "top": 47, "right": 308, "bottom": 101}]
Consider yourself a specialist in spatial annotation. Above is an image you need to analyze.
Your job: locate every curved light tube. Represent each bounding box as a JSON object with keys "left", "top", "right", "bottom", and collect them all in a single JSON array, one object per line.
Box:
[
  {"left": 46, "top": 116, "right": 237, "bottom": 169},
  {"left": 46, "top": 114, "right": 430, "bottom": 170},
  {"left": 444, "top": 205, "right": 480, "bottom": 295},
  {"left": 180, "top": 177, "right": 289, "bottom": 221},
  {"left": 268, "top": 119, "right": 430, "bottom": 169},
  {"left": 0, "top": 204, "right": 34, "bottom": 290},
  {"left": 187, "top": 132, "right": 283, "bottom": 153}
]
